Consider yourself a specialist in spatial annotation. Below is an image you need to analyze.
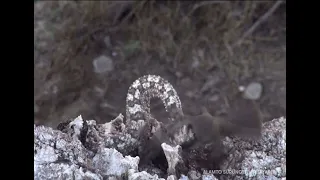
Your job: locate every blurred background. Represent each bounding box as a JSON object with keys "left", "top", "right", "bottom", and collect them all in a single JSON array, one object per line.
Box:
[{"left": 34, "top": 1, "right": 286, "bottom": 128}]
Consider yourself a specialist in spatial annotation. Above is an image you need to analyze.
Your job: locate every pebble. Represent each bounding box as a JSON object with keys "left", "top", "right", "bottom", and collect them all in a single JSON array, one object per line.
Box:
[
  {"left": 208, "top": 94, "right": 219, "bottom": 102},
  {"left": 93, "top": 55, "right": 114, "bottom": 74},
  {"left": 243, "top": 82, "right": 263, "bottom": 100},
  {"left": 34, "top": 103, "right": 39, "bottom": 113},
  {"left": 104, "top": 36, "right": 112, "bottom": 48}
]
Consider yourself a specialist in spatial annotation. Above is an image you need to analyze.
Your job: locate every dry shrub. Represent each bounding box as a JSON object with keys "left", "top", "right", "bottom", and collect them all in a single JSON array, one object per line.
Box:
[{"left": 34, "top": 1, "right": 285, "bottom": 125}]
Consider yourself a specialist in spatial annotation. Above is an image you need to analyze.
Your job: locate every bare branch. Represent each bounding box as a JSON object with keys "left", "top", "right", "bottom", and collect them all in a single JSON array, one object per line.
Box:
[{"left": 233, "top": 0, "right": 284, "bottom": 47}]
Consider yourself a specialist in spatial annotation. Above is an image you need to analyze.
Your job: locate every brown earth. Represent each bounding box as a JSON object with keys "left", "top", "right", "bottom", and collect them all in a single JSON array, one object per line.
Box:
[{"left": 34, "top": 1, "right": 286, "bottom": 128}]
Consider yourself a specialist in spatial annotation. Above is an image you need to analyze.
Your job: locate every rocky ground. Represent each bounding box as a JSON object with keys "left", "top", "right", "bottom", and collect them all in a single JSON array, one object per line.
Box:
[
  {"left": 34, "top": 115, "right": 286, "bottom": 180},
  {"left": 34, "top": 1, "right": 286, "bottom": 128}
]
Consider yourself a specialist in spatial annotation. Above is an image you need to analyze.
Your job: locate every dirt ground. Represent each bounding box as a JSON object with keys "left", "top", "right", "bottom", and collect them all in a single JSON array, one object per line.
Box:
[{"left": 34, "top": 1, "right": 286, "bottom": 128}]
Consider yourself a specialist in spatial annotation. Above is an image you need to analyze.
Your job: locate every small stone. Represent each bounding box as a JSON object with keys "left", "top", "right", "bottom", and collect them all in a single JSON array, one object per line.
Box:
[
  {"left": 188, "top": 170, "right": 201, "bottom": 180},
  {"left": 208, "top": 94, "right": 219, "bottom": 102},
  {"left": 272, "top": 169, "right": 278, "bottom": 176},
  {"left": 34, "top": 103, "right": 39, "bottom": 113},
  {"left": 266, "top": 175, "right": 279, "bottom": 180},
  {"left": 52, "top": 85, "right": 58, "bottom": 94},
  {"left": 104, "top": 36, "right": 112, "bottom": 48},
  {"left": 94, "top": 86, "right": 105, "bottom": 97},
  {"left": 191, "top": 59, "right": 200, "bottom": 69},
  {"left": 93, "top": 55, "right": 114, "bottom": 73},
  {"left": 161, "top": 143, "right": 182, "bottom": 176},
  {"left": 180, "top": 78, "right": 193, "bottom": 88},
  {"left": 179, "top": 174, "right": 189, "bottom": 180},
  {"left": 243, "top": 82, "right": 263, "bottom": 100},
  {"left": 175, "top": 71, "right": 183, "bottom": 78},
  {"left": 238, "top": 85, "right": 245, "bottom": 92},
  {"left": 275, "top": 167, "right": 282, "bottom": 175},
  {"left": 202, "top": 174, "right": 218, "bottom": 180},
  {"left": 185, "top": 91, "right": 194, "bottom": 98},
  {"left": 167, "top": 175, "right": 177, "bottom": 180},
  {"left": 107, "top": 176, "right": 118, "bottom": 180},
  {"left": 191, "top": 49, "right": 204, "bottom": 69}
]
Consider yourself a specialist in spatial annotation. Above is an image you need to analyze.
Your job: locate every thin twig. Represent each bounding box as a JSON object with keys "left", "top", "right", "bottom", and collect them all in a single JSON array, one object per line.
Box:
[
  {"left": 188, "top": 1, "right": 227, "bottom": 16},
  {"left": 233, "top": 0, "right": 284, "bottom": 47},
  {"left": 193, "top": 1, "right": 227, "bottom": 11}
]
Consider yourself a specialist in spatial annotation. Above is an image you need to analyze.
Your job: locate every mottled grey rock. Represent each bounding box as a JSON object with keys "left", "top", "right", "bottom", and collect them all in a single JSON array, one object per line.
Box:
[
  {"left": 34, "top": 114, "right": 175, "bottom": 180},
  {"left": 84, "top": 114, "right": 139, "bottom": 155},
  {"left": 34, "top": 115, "right": 141, "bottom": 180},
  {"left": 161, "top": 143, "right": 183, "bottom": 176},
  {"left": 34, "top": 114, "right": 286, "bottom": 180},
  {"left": 35, "top": 163, "right": 102, "bottom": 180},
  {"left": 128, "top": 169, "right": 165, "bottom": 180},
  {"left": 179, "top": 174, "right": 189, "bottom": 180},
  {"left": 202, "top": 174, "right": 219, "bottom": 180},
  {"left": 188, "top": 170, "right": 202, "bottom": 180},
  {"left": 170, "top": 124, "right": 195, "bottom": 146},
  {"left": 220, "top": 117, "right": 286, "bottom": 180},
  {"left": 92, "top": 148, "right": 139, "bottom": 177},
  {"left": 34, "top": 119, "right": 98, "bottom": 180}
]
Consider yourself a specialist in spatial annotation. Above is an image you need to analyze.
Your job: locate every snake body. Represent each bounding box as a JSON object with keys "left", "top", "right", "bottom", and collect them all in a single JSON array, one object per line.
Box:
[{"left": 125, "top": 74, "right": 183, "bottom": 124}]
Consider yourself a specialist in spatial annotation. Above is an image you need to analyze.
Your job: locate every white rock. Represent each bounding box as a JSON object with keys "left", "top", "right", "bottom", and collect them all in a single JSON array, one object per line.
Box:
[
  {"left": 161, "top": 143, "right": 182, "bottom": 176},
  {"left": 128, "top": 169, "right": 165, "bottom": 180},
  {"left": 92, "top": 148, "right": 139, "bottom": 177},
  {"left": 93, "top": 55, "right": 114, "bottom": 73},
  {"left": 243, "top": 82, "right": 263, "bottom": 100},
  {"left": 238, "top": 85, "right": 246, "bottom": 92},
  {"left": 202, "top": 174, "right": 218, "bottom": 180},
  {"left": 179, "top": 175, "right": 189, "bottom": 180},
  {"left": 188, "top": 170, "right": 201, "bottom": 180}
]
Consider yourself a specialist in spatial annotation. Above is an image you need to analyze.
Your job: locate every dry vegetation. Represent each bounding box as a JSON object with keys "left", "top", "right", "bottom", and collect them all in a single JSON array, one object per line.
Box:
[{"left": 34, "top": 1, "right": 286, "bottom": 127}]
